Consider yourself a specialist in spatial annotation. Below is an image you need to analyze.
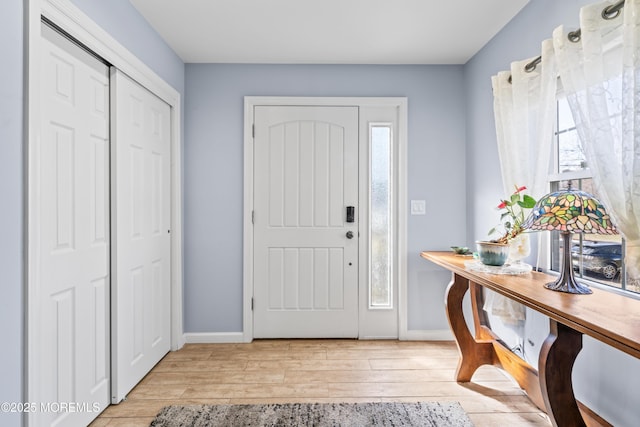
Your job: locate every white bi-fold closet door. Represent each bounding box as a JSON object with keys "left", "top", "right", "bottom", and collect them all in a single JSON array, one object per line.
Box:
[{"left": 35, "top": 22, "right": 171, "bottom": 427}]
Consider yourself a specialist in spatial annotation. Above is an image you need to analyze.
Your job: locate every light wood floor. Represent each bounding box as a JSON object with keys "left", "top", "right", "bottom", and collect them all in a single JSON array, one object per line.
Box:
[{"left": 90, "top": 340, "right": 551, "bottom": 426}]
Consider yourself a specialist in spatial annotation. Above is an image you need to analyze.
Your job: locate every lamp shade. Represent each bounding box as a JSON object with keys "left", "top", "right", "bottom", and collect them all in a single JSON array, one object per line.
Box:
[
  {"left": 523, "top": 189, "right": 617, "bottom": 235},
  {"left": 522, "top": 189, "right": 617, "bottom": 294}
]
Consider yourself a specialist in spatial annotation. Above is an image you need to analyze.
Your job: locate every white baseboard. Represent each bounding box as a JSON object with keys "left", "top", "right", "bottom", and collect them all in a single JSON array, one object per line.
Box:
[
  {"left": 401, "top": 329, "right": 454, "bottom": 341},
  {"left": 359, "top": 335, "right": 400, "bottom": 340},
  {"left": 183, "top": 332, "right": 246, "bottom": 344},
  {"left": 183, "top": 330, "right": 452, "bottom": 343}
]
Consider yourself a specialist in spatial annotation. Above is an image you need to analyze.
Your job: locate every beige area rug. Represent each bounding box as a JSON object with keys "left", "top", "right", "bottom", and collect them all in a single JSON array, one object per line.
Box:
[{"left": 149, "top": 401, "right": 474, "bottom": 426}]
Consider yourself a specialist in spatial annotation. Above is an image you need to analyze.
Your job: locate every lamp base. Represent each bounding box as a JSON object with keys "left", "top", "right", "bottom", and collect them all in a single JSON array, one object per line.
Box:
[
  {"left": 544, "top": 277, "right": 592, "bottom": 294},
  {"left": 544, "top": 231, "right": 593, "bottom": 295}
]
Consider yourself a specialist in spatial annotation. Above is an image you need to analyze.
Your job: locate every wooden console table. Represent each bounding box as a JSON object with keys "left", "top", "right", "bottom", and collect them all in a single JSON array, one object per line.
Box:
[{"left": 420, "top": 251, "right": 640, "bottom": 427}]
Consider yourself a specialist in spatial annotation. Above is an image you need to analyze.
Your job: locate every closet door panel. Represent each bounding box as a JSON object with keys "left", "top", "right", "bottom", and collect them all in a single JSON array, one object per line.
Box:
[
  {"left": 37, "top": 22, "right": 111, "bottom": 427},
  {"left": 111, "top": 69, "right": 171, "bottom": 403}
]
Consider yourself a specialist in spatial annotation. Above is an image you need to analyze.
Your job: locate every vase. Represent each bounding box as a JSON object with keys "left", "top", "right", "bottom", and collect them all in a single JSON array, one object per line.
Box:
[
  {"left": 475, "top": 241, "right": 509, "bottom": 266},
  {"left": 508, "top": 233, "right": 531, "bottom": 264}
]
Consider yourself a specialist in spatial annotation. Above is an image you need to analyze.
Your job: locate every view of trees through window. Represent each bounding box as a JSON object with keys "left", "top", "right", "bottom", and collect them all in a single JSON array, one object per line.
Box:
[{"left": 552, "top": 99, "right": 637, "bottom": 294}]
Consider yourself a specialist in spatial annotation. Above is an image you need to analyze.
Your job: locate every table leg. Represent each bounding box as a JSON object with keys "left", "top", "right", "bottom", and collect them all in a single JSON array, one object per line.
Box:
[
  {"left": 539, "top": 320, "right": 586, "bottom": 427},
  {"left": 469, "top": 281, "right": 494, "bottom": 341},
  {"left": 445, "top": 273, "right": 495, "bottom": 382}
]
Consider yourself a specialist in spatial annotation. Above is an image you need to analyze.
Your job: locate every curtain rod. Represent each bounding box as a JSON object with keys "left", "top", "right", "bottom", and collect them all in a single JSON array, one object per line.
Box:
[{"left": 508, "top": 0, "right": 625, "bottom": 84}]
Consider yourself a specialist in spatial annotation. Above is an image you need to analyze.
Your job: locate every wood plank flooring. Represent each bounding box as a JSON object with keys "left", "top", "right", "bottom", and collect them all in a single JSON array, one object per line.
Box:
[{"left": 90, "top": 340, "right": 551, "bottom": 426}]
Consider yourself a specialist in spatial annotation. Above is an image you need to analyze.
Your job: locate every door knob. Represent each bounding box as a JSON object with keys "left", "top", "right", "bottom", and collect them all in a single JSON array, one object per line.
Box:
[{"left": 346, "top": 231, "right": 354, "bottom": 239}]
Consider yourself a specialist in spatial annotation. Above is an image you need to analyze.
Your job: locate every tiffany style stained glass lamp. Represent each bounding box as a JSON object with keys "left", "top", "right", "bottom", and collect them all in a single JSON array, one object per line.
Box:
[{"left": 522, "top": 189, "right": 618, "bottom": 294}]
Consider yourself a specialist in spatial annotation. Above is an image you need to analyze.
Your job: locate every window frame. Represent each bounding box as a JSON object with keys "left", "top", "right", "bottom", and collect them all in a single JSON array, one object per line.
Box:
[{"left": 547, "top": 96, "right": 636, "bottom": 296}]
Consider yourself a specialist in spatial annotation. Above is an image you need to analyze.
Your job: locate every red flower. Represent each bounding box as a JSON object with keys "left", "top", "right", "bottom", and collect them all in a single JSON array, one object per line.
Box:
[{"left": 489, "top": 185, "right": 537, "bottom": 243}]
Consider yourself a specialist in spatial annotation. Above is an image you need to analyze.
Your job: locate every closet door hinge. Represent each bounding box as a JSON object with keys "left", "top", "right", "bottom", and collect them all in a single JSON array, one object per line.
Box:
[
  {"left": 252, "top": 210, "right": 255, "bottom": 224},
  {"left": 252, "top": 124, "right": 255, "bottom": 138},
  {"left": 251, "top": 298, "right": 254, "bottom": 311}
]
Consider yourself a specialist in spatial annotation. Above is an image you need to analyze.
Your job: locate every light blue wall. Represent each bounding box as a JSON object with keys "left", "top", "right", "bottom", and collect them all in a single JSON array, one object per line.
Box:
[
  {"left": 184, "top": 64, "right": 466, "bottom": 333},
  {"left": 465, "top": 1, "right": 640, "bottom": 426},
  {"left": 0, "top": 1, "right": 183, "bottom": 426},
  {"left": 69, "top": 0, "right": 184, "bottom": 93},
  {"left": 0, "top": 1, "right": 24, "bottom": 426}
]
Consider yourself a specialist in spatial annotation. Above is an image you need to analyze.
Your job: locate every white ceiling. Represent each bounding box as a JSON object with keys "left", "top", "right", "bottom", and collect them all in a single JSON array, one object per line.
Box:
[{"left": 129, "top": 0, "right": 530, "bottom": 64}]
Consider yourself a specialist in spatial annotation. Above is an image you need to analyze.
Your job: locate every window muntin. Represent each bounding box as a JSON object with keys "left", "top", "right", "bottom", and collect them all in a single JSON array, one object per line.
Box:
[{"left": 369, "top": 125, "right": 393, "bottom": 308}]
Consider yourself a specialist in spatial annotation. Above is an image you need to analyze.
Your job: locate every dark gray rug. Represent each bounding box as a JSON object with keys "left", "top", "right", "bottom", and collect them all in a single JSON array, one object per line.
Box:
[{"left": 149, "top": 402, "right": 474, "bottom": 426}]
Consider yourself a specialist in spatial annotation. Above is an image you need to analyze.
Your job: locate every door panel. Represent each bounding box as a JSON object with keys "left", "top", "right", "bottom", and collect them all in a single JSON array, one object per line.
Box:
[
  {"left": 37, "top": 22, "right": 111, "bottom": 427},
  {"left": 253, "top": 106, "right": 358, "bottom": 338},
  {"left": 111, "top": 69, "right": 171, "bottom": 403}
]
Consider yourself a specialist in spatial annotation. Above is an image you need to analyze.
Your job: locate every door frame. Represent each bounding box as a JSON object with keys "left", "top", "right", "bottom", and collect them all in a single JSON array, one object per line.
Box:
[
  {"left": 243, "top": 96, "right": 408, "bottom": 341},
  {"left": 25, "top": 0, "right": 184, "bottom": 415}
]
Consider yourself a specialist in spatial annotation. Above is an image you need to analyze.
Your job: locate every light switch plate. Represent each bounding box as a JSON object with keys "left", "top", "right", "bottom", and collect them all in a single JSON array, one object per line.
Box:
[{"left": 411, "top": 200, "right": 426, "bottom": 215}]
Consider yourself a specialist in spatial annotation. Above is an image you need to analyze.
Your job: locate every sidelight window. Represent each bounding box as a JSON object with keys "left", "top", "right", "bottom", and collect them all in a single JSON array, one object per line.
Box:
[{"left": 369, "top": 125, "right": 393, "bottom": 308}]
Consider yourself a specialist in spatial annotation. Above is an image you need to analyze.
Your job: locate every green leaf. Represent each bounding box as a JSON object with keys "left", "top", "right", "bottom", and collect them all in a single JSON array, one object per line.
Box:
[{"left": 521, "top": 195, "right": 536, "bottom": 208}]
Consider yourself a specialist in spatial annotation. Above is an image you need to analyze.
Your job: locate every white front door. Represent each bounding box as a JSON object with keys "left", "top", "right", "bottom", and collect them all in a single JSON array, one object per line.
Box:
[
  {"left": 253, "top": 106, "right": 359, "bottom": 338},
  {"left": 111, "top": 70, "right": 172, "bottom": 403},
  {"left": 35, "top": 23, "right": 111, "bottom": 426}
]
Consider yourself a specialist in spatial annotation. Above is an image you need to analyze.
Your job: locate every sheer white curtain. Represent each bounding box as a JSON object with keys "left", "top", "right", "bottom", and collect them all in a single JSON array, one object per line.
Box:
[
  {"left": 554, "top": 0, "right": 640, "bottom": 280},
  {"left": 488, "top": 40, "right": 558, "bottom": 324},
  {"left": 493, "top": 39, "right": 558, "bottom": 199}
]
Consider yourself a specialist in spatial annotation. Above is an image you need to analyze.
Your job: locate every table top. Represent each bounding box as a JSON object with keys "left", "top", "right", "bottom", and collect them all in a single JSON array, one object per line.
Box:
[{"left": 420, "top": 251, "right": 640, "bottom": 359}]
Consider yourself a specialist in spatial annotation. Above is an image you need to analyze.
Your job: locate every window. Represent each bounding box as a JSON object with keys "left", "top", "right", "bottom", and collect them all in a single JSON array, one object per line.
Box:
[
  {"left": 550, "top": 97, "right": 637, "bottom": 293},
  {"left": 369, "top": 125, "right": 393, "bottom": 308}
]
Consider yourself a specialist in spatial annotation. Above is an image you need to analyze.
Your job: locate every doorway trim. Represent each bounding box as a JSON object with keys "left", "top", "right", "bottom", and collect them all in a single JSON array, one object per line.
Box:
[
  {"left": 243, "top": 96, "right": 408, "bottom": 341},
  {"left": 26, "top": 0, "right": 184, "bottom": 415}
]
